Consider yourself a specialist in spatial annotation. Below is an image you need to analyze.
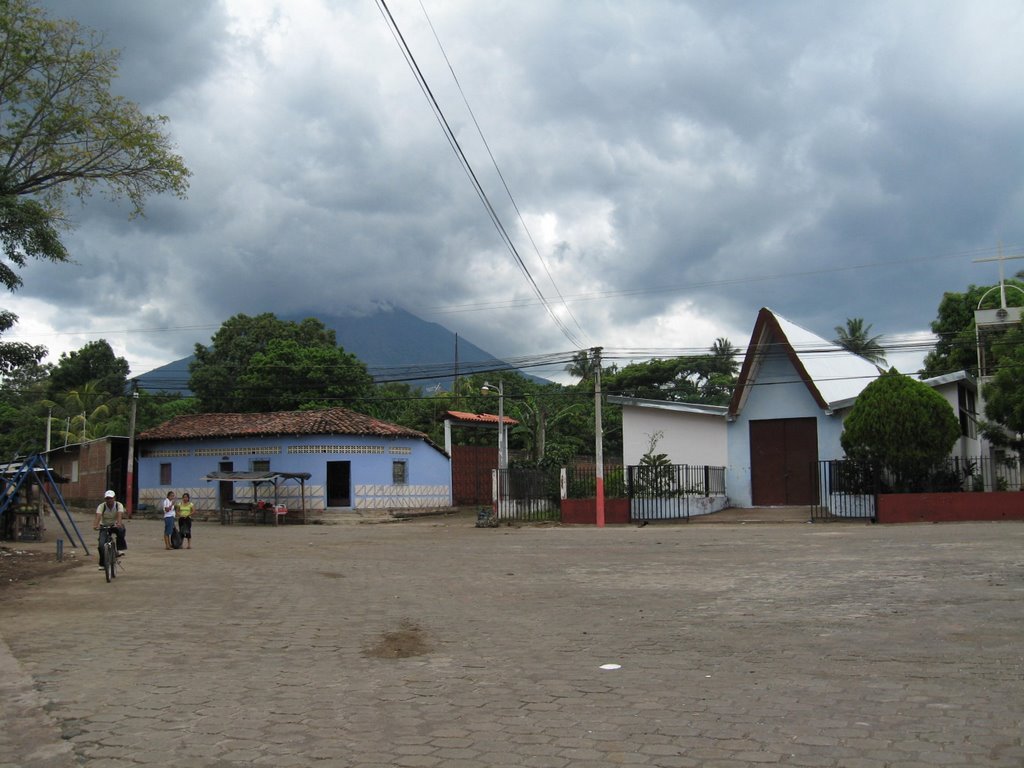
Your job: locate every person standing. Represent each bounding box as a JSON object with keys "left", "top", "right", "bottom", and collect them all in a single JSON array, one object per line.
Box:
[
  {"left": 177, "top": 492, "right": 195, "bottom": 549},
  {"left": 94, "top": 490, "right": 126, "bottom": 568},
  {"left": 162, "top": 491, "right": 177, "bottom": 550}
]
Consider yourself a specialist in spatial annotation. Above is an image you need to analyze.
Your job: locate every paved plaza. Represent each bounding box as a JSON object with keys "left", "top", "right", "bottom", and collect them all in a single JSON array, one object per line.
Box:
[{"left": 1, "top": 512, "right": 1022, "bottom": 767}]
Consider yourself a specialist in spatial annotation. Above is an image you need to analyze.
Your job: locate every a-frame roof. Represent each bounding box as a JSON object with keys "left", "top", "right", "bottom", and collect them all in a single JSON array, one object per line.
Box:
[{"left": 728, "top": 307, "right": 882, "bottom": 419}]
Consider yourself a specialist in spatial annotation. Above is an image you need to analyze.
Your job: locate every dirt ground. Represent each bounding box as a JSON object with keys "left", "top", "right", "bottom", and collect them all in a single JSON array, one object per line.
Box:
[{"left": 0, "top": 544, "right": 84, "bottom": 589}]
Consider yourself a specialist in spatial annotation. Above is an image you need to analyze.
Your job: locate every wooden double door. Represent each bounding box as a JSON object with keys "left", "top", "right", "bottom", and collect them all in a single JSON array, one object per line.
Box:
[{"left": 750, "top": 418, "right": 818, "bottom": 506}]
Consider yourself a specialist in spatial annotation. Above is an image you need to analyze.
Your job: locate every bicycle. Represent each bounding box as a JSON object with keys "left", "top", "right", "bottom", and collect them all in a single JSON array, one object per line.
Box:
[{"left": 98, "top": 524, "right": 120, "bottom": 583}]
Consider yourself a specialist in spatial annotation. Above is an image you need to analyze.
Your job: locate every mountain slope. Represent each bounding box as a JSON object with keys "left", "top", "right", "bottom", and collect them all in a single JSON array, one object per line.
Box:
[{"left": 135, "top": 306, "right": 525, "bottom": 395}]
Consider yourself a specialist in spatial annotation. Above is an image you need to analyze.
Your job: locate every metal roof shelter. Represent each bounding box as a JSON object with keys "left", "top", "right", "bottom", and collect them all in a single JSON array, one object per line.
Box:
[{"left": 203, "top": 470, "right": 311, "bottom": 524}]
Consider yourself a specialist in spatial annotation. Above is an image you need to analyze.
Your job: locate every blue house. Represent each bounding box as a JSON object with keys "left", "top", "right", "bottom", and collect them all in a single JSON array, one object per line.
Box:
[{"left": 137, "top": 407, "right": 451, "bottom": 520}]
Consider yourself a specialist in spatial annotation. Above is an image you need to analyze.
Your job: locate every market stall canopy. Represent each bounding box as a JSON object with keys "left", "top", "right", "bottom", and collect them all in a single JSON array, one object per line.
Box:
[
  {"left": 204, "top": 471, "right": 311, "bottom": 483},
  {"left": 204, "top": 470, "right": 311, "bottom": 524}
]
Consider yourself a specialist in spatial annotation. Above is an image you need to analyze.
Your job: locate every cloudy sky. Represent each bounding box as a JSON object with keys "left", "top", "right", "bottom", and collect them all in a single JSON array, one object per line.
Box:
[{"left": 7, "top": 0, "right": 1024, "bottom": 381}]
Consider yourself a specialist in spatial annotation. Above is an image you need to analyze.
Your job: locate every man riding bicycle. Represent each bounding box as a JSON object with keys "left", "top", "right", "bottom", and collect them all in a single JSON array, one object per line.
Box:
[{"left": 94, "top": 490, "right": 127, "bottom": 568}]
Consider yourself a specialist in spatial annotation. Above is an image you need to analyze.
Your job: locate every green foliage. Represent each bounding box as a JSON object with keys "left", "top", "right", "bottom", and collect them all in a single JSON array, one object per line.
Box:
[
  {"left": 41, "top": 380, "right": 121, "bottom": 443},
  {"left": 189, "top": 313, "right": 372, "bottom": 412},
  {"left": 0, "top": 354, "right": 50, "bottom": 457},
  {"left": 980, "top": 326, "right": 1024, "bottom": 450},
  {"left": 135, "top": 392, "right": 200, "bottom": 434},
  {"left": 47, "top": 339, "right": 129, "bottom": 399},
  {"left": 0, "top": 0, "right": 190, "bottom": 290},
  {"left": 0, "top": 308, "right": 46, "bottom": 375},
  {"left": 605, "top": 339, "right": 738, "bottom": 404},
  {"left": 238, "top": 338, "right": 373, "bottom": 412},
  {"left": 565, "top": 349, "right": 598, "bottom": 383},
  {"left": 922, "top": 280, "right": 1024, "bottom": 376},
  {"left": 833, "top": 317, "right": 886, "bottom": 367},
  {"left": 0, "top": 196, "right": 67, "bottom": 291},
  {"left": 0, "top": 336, "right": 139, "bottom": 455},
  {"left": 840, "top": 370, "right": 961, "bottom": 490}
]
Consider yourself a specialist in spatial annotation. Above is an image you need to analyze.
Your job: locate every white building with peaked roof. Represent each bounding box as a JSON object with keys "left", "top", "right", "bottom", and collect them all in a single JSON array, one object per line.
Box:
[{"left": 612, "top": 307, "right": 988, "bottom": 508}]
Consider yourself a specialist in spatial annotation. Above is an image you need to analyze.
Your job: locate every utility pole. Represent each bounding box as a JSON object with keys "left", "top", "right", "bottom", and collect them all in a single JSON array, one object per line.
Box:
[
  {"left": 593, "top": 347, "right": 605, "bottom": 528},
  {"left": 125, "top": 385, "right": 139, "bottom": 518}
]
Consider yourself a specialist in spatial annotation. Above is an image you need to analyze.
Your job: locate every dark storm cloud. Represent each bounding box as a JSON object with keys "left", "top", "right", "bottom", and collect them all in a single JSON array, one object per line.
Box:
[{"left": 8, "top": 0, "right": 1024, "bottom": 376}]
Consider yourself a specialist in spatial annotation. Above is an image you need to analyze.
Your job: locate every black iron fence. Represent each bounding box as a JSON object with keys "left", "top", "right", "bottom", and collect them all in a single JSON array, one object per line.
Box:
[
  {"left": 493, "top": 467, "right": 561, "bottom": 522},
  {"left": 494, "top": 462, "right": 727, "bottom": 523},
  {"left": 812, "top": 456, "right": 1022, "bottom": 521},
  {"left": 812, "top": 460, "right": 878, "bottom": 520},
  {"left": 563, "top": 464, "right": 626, "bottom": 499},
  {"left": 627, "top": 463, "right": 727, "bottom": 522}
]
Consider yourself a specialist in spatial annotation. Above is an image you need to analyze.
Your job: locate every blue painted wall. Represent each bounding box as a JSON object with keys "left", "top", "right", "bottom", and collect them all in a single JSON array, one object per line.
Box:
[
  {"left": 138, "top": 434, "right": 451, "bottom": 514},
  {"left": 727, "top": 344, "right": 846, "bottom": 507}
]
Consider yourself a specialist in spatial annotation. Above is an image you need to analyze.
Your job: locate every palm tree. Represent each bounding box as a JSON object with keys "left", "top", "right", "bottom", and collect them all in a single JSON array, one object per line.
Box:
[
  {"left": 834, "top": 318, "right": 887, "bottom": 367},
  {"left": 565, "top": 349, "right": 598, "bottom": 383},
  {"left": 709, "top": 337, "right": 738, "bottom": 369},
  {"left": 41, "top": 381, "right": 119, "bottom": 444}
]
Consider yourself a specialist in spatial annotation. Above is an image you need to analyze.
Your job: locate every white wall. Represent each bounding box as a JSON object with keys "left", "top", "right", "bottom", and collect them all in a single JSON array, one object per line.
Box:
[{"left": 621, "top": 406, "right": 727, "bottom": 467}]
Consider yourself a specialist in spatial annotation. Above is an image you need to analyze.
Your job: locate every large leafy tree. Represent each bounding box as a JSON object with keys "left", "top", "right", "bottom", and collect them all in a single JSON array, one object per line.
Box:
[
  {"left": 237, "top": 338, "right": 374, "bottom": 412},
  {"left": 190, "top": 313, "right": 373, "bottom": 412},
  {"left": 0, "top": 353, "right": 49, "bottom": 457},
  {"left": 833, "top": 317, "right": 887, "bottom": 367},
  {"left": 605, "top": 339, "right": 739, "bottom": 404},
  {"left": 0, "top": 0, "right": 190, "bottom": 370},
  {"left": 0, "top": 337, "right": 133, "bottom": 455},
  {"left": 979, "top": 326, "right": 1024, "bottom": 451},
  {"left": 841, "top": 370, "right": 960, "bottom": 490},
  {"left": 46, "top": 339, "right": 129, "bottom": 399},
  {"left": 0, "top": 307, "right": 45, "bottom": 375},
  {"left": 0, "top": 0, "right": 190, "bottom": 270},
  {"left": 922, "top": 280, "right": 1024, "bottom": 377}
]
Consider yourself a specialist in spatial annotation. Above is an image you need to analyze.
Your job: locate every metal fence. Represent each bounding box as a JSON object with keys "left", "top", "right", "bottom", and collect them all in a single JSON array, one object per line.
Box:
[
  {"left": 811, "top": 460, "right": 878, "bottom": 520},
  {"left": 563, "top": 464, "right": 626, "bottom": 499},
  {"left": 493, "top": 467, "right": 561, "bottom": 522},
  {"left": 495, "top": 463, "right": 727, "bottom": 523},
  {"left": 811, "top": 456, "right": 1022, "bottom": 521},
  {"left": 627, "top": 464, "right": 727, "bottom": 522},
  {"left": 944, "top": 456, "right": 1021, "bottom": 492}
]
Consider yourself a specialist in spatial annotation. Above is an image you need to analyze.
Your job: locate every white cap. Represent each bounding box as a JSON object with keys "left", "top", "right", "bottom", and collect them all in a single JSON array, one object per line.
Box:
[{"left": 104, "top": 490, "right": 116, "bottom": 498}]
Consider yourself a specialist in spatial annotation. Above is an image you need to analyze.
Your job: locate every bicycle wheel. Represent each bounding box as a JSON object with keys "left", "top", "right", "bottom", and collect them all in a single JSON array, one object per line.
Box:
[
  {"left": 104, "top": 541, "right": 114, "bottom": 583},
  {"left": 110, "top": 545, "right": 117, "bottom": 579}
]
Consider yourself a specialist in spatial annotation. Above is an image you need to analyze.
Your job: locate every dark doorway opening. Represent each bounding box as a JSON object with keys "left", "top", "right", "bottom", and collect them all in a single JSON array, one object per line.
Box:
[
  {"left": 219, "top": 461, "right": 234, "bottom": 506},
  {"left": 326, "top": 461, "right": 351, "bottom": 507}
]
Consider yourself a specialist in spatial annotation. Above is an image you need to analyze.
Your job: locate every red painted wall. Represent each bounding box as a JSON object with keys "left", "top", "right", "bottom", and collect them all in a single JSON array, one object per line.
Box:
[
  {"left": 560, "top": 498, "right": 630, "bottom": 525},
  {"left": 877, "top": 492, "right": 1024, "bottom": 524}
]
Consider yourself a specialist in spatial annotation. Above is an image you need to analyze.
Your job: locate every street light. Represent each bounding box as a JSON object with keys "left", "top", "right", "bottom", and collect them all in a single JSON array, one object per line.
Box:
[{"left": 481, "top": 380, "right": 506, "bottom": 470}]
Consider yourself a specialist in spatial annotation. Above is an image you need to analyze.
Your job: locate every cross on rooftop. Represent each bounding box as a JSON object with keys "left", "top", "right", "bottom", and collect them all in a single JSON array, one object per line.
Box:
[{"left": 973, "top": 246, "right": 1024, "bottom": 309}]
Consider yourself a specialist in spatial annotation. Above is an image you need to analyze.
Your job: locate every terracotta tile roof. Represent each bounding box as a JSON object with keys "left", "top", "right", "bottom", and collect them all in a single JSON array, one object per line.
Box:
[
  {"left": 446, "top": 410, "right": 518, "bottom": 425},
  {"left": 138, "top": 407, "right": 432, "bottom": 442}
]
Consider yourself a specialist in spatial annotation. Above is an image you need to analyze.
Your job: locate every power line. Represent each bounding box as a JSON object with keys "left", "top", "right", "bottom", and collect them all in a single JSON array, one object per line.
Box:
[
  {"left": 415, "top": 0, "right": 591, "bottom": 348},
  {"left": 375, "top": 0, "right": 585, "bottom": 349},
  {"left": 413, "top": 243, "right": 1024, "bottom": 316}
]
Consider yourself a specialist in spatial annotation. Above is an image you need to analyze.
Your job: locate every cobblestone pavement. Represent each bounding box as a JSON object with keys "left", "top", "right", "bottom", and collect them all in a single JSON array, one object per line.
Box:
[{"left": 1, "top": 513, "right": 1022, "bottom": 767}]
